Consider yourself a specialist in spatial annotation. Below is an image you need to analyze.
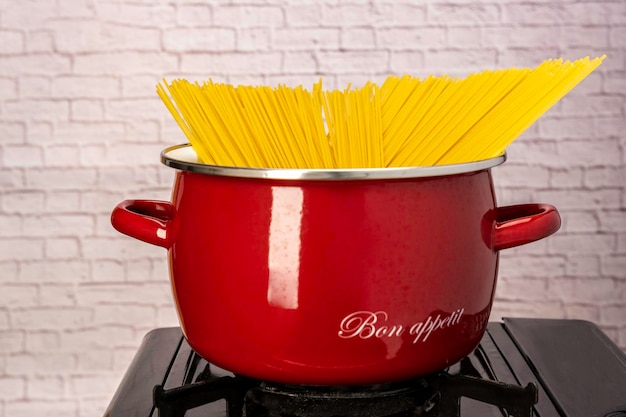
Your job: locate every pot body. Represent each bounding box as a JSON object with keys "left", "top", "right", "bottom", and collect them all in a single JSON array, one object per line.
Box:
[
  {"left": 173, "top": 170, "right": 497, "bottom": 384},
  {"left": 111, "top": 146, "right": 561, "bottom": 385}
]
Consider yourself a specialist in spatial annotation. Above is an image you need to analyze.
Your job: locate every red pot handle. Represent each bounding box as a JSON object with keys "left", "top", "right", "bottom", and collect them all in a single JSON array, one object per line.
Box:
[
  {"left": 493, "top": 203, "right": 561, "bottom": 251},
  {"left": 111, "top": 200, "right": 177, "bottom": 249}
]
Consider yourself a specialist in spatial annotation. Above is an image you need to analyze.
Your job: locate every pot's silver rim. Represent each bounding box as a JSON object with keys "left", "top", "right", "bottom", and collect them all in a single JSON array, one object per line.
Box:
[{"left": 161, "top": 143, "right": 506, "bottom": 180}]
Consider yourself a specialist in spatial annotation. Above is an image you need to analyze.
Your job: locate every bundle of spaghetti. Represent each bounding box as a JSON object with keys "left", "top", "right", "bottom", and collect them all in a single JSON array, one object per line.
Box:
[
  {"left": 433, "top": 57, "right": 604, "bottom": 165},
  {"left": 157, "top": 55, "right": 604, "bottom": 169}
]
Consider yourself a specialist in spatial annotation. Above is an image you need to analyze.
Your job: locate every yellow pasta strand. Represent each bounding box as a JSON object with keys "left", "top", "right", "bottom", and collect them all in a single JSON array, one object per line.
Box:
[{"left": 157, "top": 55, "right": 605, "bottom": 169}]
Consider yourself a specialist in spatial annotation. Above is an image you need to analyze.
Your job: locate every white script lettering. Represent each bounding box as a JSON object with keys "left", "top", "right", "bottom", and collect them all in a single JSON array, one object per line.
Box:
[
  {"left": 338, "top": 311, "right": 402, "bottom": 339},
  {"left": 338, "top": 309, "right": 464, "bottom": 344},
  {"left": 409, "top": 308, "right": 464, "bottom": 343}
]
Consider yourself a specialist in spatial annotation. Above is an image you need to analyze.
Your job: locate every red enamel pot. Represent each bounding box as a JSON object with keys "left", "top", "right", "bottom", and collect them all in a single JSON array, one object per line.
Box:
[{"left": 111, "top": 144, "right": 561, "bottom": 386}]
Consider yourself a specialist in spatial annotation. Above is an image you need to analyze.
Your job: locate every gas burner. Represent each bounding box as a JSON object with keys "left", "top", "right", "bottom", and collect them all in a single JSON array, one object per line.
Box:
[
  {"left": 244, "top": 378, "right": 438, "bottom": 417},
  {"left": 105, "top": 319, "right": 626, "bottom": 417}
]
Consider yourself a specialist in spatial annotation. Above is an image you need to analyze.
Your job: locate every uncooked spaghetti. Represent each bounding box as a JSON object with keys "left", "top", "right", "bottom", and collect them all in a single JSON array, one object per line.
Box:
[{"left": 157, "top": 56, "right": 605, "bottom": 169}]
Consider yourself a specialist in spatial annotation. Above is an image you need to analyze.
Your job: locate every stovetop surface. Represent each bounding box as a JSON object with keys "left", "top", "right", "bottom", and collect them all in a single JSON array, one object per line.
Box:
[{"left": 105, "top": 318, "right": 626, "bottom": 417}]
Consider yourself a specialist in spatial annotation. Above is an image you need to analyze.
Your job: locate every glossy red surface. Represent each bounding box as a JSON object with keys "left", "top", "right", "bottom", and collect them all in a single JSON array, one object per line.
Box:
[{"left": 111, "top": 167, "right": 561, "bottom": 385}]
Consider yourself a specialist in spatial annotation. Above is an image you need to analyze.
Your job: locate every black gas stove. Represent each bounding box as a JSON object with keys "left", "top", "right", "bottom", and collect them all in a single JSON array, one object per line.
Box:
[{"left": 104, "top": 318, "right": 626, "bottom": 417}]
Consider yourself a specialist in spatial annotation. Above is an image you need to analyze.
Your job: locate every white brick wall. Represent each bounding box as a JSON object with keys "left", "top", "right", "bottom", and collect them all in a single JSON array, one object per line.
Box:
[{"left": 0, "top": 0, "right": 624, "bottom": 415}]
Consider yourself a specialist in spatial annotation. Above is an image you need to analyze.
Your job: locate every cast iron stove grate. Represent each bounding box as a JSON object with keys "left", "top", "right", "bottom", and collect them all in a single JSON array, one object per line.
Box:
[
  {"left": 105, "top": 318, "right": 626, "bottom": 417},
  {"left": 153, "top": 356, "right": 538, "bottom": 417}
]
